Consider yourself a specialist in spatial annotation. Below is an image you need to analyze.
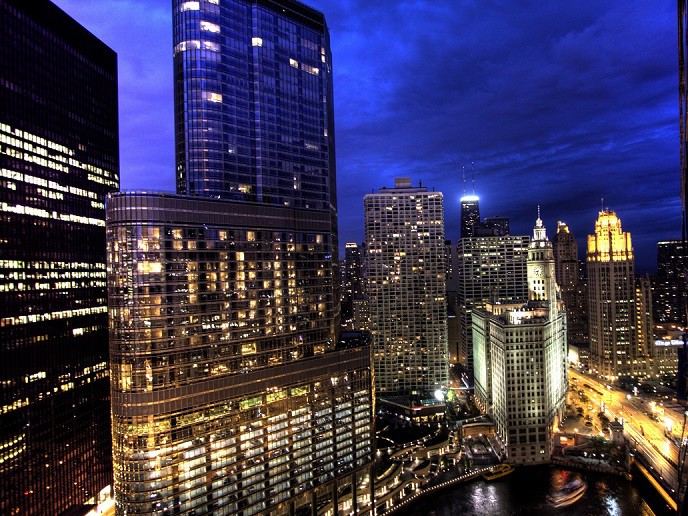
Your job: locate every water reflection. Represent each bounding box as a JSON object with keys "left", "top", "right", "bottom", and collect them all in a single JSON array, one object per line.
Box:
[{"left": 401, "top": 466, "right": 673, "bottom": 516}]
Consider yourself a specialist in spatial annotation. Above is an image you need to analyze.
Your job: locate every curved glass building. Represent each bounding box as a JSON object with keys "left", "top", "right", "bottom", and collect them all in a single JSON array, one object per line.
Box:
[
  {"left": 109, "top": 2, "right": 373, "bottom": 514},
  {"left": 173, "top": 0, "right": 335, "bottom": 211}
]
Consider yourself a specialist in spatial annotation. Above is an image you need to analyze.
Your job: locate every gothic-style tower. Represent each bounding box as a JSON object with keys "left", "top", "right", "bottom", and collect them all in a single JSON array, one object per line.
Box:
[{"left": 527, "top": 208, "right": 558, "bottom": 316}]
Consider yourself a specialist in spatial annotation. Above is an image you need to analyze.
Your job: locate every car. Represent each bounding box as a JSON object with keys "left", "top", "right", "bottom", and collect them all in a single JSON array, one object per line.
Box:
[{"left": 585, "top": 422, "right": 593, "bottom": 427}]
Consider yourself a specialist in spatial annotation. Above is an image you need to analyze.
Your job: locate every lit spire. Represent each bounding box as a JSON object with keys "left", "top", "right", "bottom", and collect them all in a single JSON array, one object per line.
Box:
[{"left": 533, "top": 206, "right": 547, "bottom": 241}]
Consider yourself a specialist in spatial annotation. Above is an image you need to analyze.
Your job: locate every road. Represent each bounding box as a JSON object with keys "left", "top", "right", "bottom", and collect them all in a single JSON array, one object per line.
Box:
[{"left": 569, "top": 369, "right": 681, "bottom": 495}]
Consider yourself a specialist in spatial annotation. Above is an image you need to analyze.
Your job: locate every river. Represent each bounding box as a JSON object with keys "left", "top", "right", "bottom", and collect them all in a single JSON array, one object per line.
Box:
[{"left": 399, "top": 465, "right": 675, "bottom": 515}]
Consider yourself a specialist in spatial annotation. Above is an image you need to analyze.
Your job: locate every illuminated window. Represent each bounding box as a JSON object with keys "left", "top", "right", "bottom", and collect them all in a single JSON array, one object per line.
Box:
[
  {"left": 202, "top": 40, "right": 219, "bottom": 51},
  {"left": 203, "top": 91, "right": 222, "bottom": 103},
  {"left": 252, "top": 37, "right": 263, "bottom": 47},
  {"left": 289, "top": 58, "right": 298, "bottom": 68},
  {"left": 200, "top": 21, "right": 220, "bottom": 33},
  {"left": 302, "top": 64, "right": 319, "bottom": 76},
  {"left": 180, "top": 1, "right": 200, "bottom": 11}
]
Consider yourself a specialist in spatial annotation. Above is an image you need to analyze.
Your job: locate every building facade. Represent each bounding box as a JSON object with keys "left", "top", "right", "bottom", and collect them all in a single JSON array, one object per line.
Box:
[
  {"left": 635, "top": 274, "right": 653, "bottom": 374},
  {"left": 456, "top": 235, "right": 530, "bottom": 378},
  {"left": 552, "top": 221, "right": 588, "bottom": 347},
  {"left": 364, "top": 178, "right": 448, "bottom": 397},
  {"left": 481, "top": 216, "right": 510, "bottom": 237},
  {"left": 108, "top": 194, "right": 374, "bottom": 515},
  {"left": 108, "top": 1, "right": 375, "bottom": 514},
  {"left": 654, "top": 240, "right": 687, "bottom": 325},
  {"left": 343, "top": 243, "right": 364, "bottom": 299},
  {"left": 587, "top": 210, "right": 642, "bottom": 377},
  {"left": 473, "top": 215, "right": 567, "bottom": 464},
  {"left": 0, "top": 1, "right": 118, "bottom": 513},
  {"left": 173, "top": 0, "right": 335, "bottom": 213}
]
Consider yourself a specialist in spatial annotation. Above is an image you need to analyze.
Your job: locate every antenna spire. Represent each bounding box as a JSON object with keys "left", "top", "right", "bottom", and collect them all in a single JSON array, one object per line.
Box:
[
  {"left": 462, "top": 165, "right": 466, "bottom": 196},
  {"left": 471, "top": 161, "right": 475, "bottom": 195}
]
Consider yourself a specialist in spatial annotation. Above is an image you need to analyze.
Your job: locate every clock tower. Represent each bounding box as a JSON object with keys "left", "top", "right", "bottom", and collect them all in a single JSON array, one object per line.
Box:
[{"left": 527, "top": 208, "right": 558, "bottom": 315}]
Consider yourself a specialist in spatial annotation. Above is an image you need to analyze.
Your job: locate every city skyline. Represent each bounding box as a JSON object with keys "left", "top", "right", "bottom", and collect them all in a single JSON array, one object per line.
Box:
[
  {"left": 1, "top": 1, "right": 687, "bottom": 513},
  {"left": 53, "top": 0, "right": 677, "bottom": 272}
]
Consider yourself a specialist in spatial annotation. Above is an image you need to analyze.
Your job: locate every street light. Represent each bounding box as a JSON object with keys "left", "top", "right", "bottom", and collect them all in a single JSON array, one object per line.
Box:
[{"left": 665, "top": 417, "right": 674, "bottom": 435}]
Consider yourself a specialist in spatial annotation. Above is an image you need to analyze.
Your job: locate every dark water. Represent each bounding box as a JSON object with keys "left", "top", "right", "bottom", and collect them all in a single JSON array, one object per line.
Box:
[{"left": 400, "top": 466, "right": 675, "bottom": 516}]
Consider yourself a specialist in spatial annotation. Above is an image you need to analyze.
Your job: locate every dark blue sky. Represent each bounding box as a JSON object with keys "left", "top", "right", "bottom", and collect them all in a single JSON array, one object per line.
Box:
[{"left": 54, "top": 0, "right": 679, "bottom": 272}]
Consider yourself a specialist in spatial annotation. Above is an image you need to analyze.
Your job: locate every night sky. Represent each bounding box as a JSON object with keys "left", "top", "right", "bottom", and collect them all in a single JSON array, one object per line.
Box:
[{"left": 54, "top": 0, "right": 678, "bottom": 272}]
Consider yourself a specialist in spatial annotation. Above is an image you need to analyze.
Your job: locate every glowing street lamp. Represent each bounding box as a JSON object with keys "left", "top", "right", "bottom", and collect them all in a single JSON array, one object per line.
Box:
[{"left": 664, "top": 417, "right": 673, "bottom": 435}]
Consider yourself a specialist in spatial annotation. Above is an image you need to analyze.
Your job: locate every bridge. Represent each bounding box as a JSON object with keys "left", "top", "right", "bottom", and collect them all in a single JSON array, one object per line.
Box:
[{"left": 625, "top": 426, "right": 680, "bottom": 512}]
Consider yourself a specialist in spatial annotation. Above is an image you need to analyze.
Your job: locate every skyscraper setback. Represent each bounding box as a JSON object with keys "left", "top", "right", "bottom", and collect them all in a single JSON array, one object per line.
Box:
[
  {"left": 108, "top": 1, "right": 374, "bottom": 514},
  {"left": 0, "top": 0, "right": 119, "bottom": 513}
]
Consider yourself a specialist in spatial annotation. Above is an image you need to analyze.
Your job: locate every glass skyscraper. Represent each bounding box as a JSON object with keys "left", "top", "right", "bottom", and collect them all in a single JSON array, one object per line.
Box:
[
  {"left": 460, "top": 195, "right": 480, "bottom": 238},
  {"left": 173, "top": 0, "right": 335, "bottom": 212},
  {"left": 0, "top": 0, "right": 119, "bottom": 513},
  {"left": 109, "top": 1, "right": 374, "bottom": 514}
]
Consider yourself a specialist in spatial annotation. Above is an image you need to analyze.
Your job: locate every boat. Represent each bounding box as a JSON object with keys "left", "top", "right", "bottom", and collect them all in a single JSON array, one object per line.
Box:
[
  {"left": 547, "top": 478, "right": 588, "bottom": 508},
  {"left": 481, "top": 463, "right": 514, "bottom": 481}
]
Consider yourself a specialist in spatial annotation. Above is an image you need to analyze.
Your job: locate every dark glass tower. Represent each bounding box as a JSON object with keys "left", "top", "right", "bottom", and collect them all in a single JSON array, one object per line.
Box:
[
  {"left": 460, "top": 195, "right": 480, "bottom": 238},
  {"left": 0, "top": 1, "right": 119, "bottom": 514},
  {"left": 174, "top": 0, "right": 335, "bottom": 212},
  {"left": 654, "top": 240, "right": 687, "bottom": 324}
]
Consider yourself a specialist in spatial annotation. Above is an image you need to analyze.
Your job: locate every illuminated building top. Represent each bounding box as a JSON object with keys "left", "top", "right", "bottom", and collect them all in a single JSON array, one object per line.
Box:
[
  {"left": 587, "top": 209, "right": 634, "bottom": 262},
  {"left": 586, "top": 209, "right": 639, "bottom": 377}
]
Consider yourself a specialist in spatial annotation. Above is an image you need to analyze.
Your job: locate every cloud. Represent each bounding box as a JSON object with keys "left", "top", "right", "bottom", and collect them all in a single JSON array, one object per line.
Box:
[{"left": 54, "top": 0, "right": 678, "bottom": 271}]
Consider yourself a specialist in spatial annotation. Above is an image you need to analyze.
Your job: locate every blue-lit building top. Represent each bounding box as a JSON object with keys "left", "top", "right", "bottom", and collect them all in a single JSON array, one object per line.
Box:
[
  {"left": 460, "top": 194, "right": 480, "bottom": 238},
  {"left": 173, "top": 0, "right": 335, "bottom": 212}
]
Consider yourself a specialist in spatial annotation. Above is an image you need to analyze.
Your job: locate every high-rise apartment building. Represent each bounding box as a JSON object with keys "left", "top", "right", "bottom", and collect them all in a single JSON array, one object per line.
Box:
[
  {"left": 587, "top": 210, "right": 641, "bottom": 377},
  {"left": 553, "top": 222, "right": 578, "bottom": 292},
  {"left": 456, "top": 235, "right": 530, "bottom": 377},
  {"left": 552, "top": 221, "right": 587, "bottom": 346},
  {"left": 460, "top": 195, "right": 480, "bottom": 238},
  {"left": 364, "top": 178, "right": 448, "bottom": 397},
  {"left": 473, "top": 215, "right": 567, "bottom": 464},
  {"left": 109, "top": 1, "right": 374, "bottom": 514},
  {"left": 654, "top": 240, "right": 687, "bottom": 324},
  {"left": 0, "top": 1, "right": 119, "bottom": 513}
]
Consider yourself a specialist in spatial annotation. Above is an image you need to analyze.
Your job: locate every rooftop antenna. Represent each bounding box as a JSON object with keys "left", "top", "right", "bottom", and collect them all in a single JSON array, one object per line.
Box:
[
  {"left": 600, "top": 195, "right": 604, "bottom": 212},
  {"left": 471, "top": 161, "right": 475, "bottom": 194},
  {"left": 537, "top": 205, "right": 541, "bottom": 220},
  {"left": 462, "top": 165, "right": 466, "bottom": 195}
]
